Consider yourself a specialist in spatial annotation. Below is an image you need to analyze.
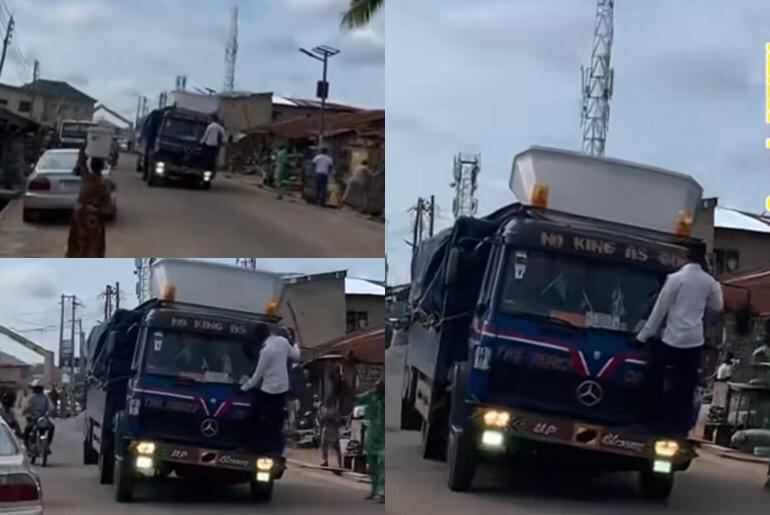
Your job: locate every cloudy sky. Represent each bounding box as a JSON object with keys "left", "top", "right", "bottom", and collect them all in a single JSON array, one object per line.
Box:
[
  {"left": 3, "top": 0, "right": 384, "bottom": 121},
  {"left": 0, "top": 258, "right": 384, "bottom": 364},
  {"left": 386, "top": 0, "right": 770, "bottom": 284}
]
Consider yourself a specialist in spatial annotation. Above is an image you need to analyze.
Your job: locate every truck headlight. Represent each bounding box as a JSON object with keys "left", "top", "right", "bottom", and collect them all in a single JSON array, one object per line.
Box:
[
  {"left": 135, "top": 456, "right": 154, "bottom": 469},
  {"left": 136, "top": 441, "right": 156, "bottom": 455},
  {"left": 204, "top": 171, "right": 213, "bottom": 181},
  {"left": 481, "top": 430, "right": 504, "bottom": 448},
  {"left": 654, "top": 439, "right": 679, "bottom": 457},
  {"left": 482, "top": 410, "right": 510, "bottom": 428},
  {"left": 256, "top": 458, "right": 274, "bottom": 471},
  {"left": 155, "top": 161, "right": 165, "bottom": 175}
]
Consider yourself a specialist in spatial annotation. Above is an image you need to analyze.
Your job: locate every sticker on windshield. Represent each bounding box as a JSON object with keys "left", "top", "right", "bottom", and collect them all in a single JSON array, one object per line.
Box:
[
  {"left": 153, "top": 331, "right": 163, "bottom": 351},
  {"left": 514, "top": 251, "right": 528, "bottom": 280}
]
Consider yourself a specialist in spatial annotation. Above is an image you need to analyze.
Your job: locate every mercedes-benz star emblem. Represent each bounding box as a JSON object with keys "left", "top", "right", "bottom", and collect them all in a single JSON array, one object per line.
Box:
[
  {"left": 200, "top": 418, "right": 219, "bottom": 437},
  {"left": 576, "top": 380, "right": 603, "bottom": 407}
]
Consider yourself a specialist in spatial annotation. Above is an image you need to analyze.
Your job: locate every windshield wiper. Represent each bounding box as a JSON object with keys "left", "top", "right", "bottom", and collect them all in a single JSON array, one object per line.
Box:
[{"left": 507, "top": 310, "right": 579, "bottom": 330}]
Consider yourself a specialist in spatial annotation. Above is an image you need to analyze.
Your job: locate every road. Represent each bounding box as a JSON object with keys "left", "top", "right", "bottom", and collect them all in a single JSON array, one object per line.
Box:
[
  {"left": 0, "top": 154, "right": 383, "bottom": 257},
  {"left": 35, "top": 415, "right": 378, "bottom": 514},
  {"left": 385, "top": 346, "right": 769, "bottom": 515}
]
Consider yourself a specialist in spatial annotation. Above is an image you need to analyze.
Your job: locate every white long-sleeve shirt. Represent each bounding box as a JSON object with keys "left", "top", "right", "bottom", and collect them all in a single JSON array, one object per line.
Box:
[
  {"left": 200, "top": 122, "right": 226, "bottom": 147},
  {"left": 240, "top": 335, "right": 300, "bottom": 394},
  {"left": 636, "top": 263, "right": 724, "bottom": 349}
]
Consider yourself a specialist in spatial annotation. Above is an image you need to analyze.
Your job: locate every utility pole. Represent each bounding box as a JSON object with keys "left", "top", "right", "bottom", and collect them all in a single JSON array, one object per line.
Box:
[
  {"left": 32, "top": 60, "right": 39, "bottom": 82},
  {"left": 299, "top": 45, "right": 340, "bottom": 147},
  {"left": 0, "top": 16, "right": 14, "bottom": 80},
  {"left": 407, "top": 196, "right": 435, "bottom": 257},
  {"left": 580, "top": 0, "right": 615, "bottom": 156},
  {"left": 104, "top": 282, "right": 121, "bottom": 319},
  {"left": 59, "top": 295, "right": 80, "bottom": 390},
  {"left": 451, "top": 153, "right": 481, "bottom": 219}
]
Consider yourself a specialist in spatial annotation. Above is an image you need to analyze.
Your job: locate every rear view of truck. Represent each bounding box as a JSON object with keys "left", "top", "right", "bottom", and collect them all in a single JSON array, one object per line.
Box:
[
  {"left": 401, "top": 147, "right": 712, "bottom": 501},
  {"left": 83, "top": 259, "right": 287, "bottom": 503}
]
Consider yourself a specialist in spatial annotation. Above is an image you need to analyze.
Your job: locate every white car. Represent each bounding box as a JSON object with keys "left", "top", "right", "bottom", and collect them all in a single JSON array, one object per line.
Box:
[
  {"left": 22, "top": 149, "right": 117, "bottom": 223},
  {"left": 0, "top": 419, "right": 43, "bottom": 514}
]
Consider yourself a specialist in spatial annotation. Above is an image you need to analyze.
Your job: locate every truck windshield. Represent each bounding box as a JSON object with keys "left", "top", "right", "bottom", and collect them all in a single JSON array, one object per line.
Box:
[
  {"left": 499, "top": 250, "right": 664, "bottom": 333},
  {"left": 161, "top": 117, "right": 207, "bottom": 143},
  {"left": 144, "top": 330, "right": 257, "bottom": 385},
  {"left": 61, "top": 123, "right": 94, "bottom": 139}
]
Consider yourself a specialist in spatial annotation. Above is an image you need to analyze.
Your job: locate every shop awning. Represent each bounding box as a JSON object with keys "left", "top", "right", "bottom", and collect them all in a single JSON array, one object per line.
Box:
[
  {"left": 307, "top": 327, "right": 385, "bottom": 364},
  {"left": 722, "top": 265, "right": 770, "bottom": 316}
]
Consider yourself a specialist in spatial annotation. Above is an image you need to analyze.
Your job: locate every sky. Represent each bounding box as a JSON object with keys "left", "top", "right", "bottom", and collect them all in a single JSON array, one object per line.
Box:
[
  {"left": 1, "top": 0, "right": 384, "bottom": 121},
  {"left": 385, "top": 0, "right": 770, "bottom": 284},
  {"left": 0, "top": 258, "right": 384, "bottom": 364}
]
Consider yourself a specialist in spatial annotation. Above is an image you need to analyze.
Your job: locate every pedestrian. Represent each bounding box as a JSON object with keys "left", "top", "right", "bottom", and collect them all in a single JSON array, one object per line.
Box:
[
  {"left": 319, "top": 396, "right": 343, "bottom": 469},
  {"left": 358, "top": 379, "right": 384, "bottom": 503},
  {"left": 342, "top": 159, "right": 370, "bottom": 211},
  {"left": 636, "top": 242, "right": 724, "bottom": 433},
  {"left": 240, "top": 324, "right": 301, "bottom": 451},
  {"left": 199, "top": 115, "right": 226, "bottom": 173},
  {"left": 711, "top": 352, "right": 735, "bottom": 410},
  {"left": 311, "top": 147, "right": 334, "bottom": 206},
  {"left": 274, "top": 146, "right": 290, "bottom": 200},
  {"left": 65, "top": 149, "right": 112, "bottom": 258}
]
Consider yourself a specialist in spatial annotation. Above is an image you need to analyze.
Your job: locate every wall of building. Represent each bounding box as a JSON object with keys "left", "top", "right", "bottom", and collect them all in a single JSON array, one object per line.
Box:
[
  {"left": 219, "top": 94, "right": 273, "bottom": 134},
  {"left": 0, "top": 85, "right": 42, "bottom": 121},
  {"left": 692, "top": 202, "right": 715, "bottom": 253},
  {"left": 0, "top": 366, "right": 29, "bottom": 386},
  {"left": 346, "top": 294, "right": 385, "bottom": 333},
  {"left": 720, "top": 313, "right": 769, "bottom": 383},
  {"left": 280, "top": 277, "right": 346, "bottom": 350},
  {"left": 714, "top": 228, "right": 770, "bottom": 274},
  {"left": 272, "top": 104, "right": 354, "bottom": 123},
  {"left": 41, "top": 97, "right": 93, "bottom": 126}
]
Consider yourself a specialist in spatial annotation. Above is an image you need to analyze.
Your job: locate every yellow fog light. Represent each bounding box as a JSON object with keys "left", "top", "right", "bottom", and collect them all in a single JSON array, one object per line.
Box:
[
  {"left": 482, "top": 410, "right": 510, "bottom": 428},
  {"left": 655, "top": 440, "right": 679, "bottom": 458},
  {"left": 135, "top": 456, "right": 154, "bottom": 469},
  {"left": 136, "top": 441, "right": 156, "bottom": 455},
  {"left": 265, "top": 300, "right": 279, "bottom": 315},
  {"left": 481, "top": 430, "right": 504, "bottom": 448},
  {"left": 256, "top": 458, "right": 274, "bottom": 471},
  {"left": 256, "top": 472, "right": 271, "bottom": 483}
]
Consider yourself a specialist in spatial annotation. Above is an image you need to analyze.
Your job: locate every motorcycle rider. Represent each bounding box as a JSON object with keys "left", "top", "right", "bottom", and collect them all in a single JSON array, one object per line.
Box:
[{"left": 22, "top": 380, "right": 55, "bottom": 447}]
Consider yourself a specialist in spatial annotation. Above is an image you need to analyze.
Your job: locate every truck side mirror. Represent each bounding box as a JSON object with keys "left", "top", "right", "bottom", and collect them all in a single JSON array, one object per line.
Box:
[{"left": 445, "top": 248, "right": 461, "bottom": 286}]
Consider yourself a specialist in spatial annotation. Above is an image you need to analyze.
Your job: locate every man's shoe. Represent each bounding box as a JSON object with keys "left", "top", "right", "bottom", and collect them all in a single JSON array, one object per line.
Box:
[
  {"left": 321, "top": 461, "right": 329, "bottom": 467},
  {"left": 365, "top": 493, "right": 375, "bottom": 500}
]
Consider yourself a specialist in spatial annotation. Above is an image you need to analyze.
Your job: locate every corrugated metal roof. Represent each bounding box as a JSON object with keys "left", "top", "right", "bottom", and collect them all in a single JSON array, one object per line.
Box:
[
  {"left": 251, "top": 109, "right": 384, "bottom": 139},
  {"left": 714, "top": 207, "right": 770, "bottom": 234},
  {"left": 346, "top": 278, "right": 385, "bottom": 296}
]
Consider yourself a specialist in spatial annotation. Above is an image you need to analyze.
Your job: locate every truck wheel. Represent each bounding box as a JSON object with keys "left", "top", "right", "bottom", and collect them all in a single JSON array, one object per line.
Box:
[
  {"left": 400, "top": 370, "right": 422, "bottom": 431},
  {"left": 449, "top": 363, "right": 470, "bottom": 427},
  {"left": 639, "top": 470, "right": 674, "bottom": 502},
  {"left": 113, "top": 453, "right": 135, "bottom": 503},
  {"left": 83, "top": 421, "right": 98, "bottom": 465},
  {"left": 447, "top": 427, "right": 476, "bottom": 492},
  {"left": 199, "top": 180, "right": 211, "bottom": 190},
  {"left": 98, "top": 441, "right": 115, "bottom": 485},
  {"left": 249, "top": 479, "right": 274, "bottom": 502}
]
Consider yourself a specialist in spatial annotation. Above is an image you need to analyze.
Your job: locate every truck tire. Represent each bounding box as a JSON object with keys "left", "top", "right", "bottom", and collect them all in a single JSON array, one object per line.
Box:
[
  {"left": 249, "top": 479, "right": 274, "bottom": 502},
  {"left": 449, "top": 363, "right": 470, "bottom": 427},
  {"left": 113, "top": 453, "right": 135, "bottom": 503},
  {"left": 83, "top": 420, "right": 99, "bottom": 465},
  {"left": 400, "top": 369, "right": 422, "bottom": 431},
  {"left": 447, "top": 427, "right": 476, "bottom": 491},
  {"left": 98, "top": 422, "right": 115, "bottom": 485},
  {"left": 639, "top": 470, "right": 674, "bottom": 502}
]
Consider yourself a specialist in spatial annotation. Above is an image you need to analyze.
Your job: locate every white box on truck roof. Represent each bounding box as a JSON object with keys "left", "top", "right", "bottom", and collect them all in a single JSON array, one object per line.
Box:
[
  {"left": 150, "top": 259, "right": 284, "bottom": 315},
  {"left": 510, "top": 147, "right": 703, "bottom": 235}
]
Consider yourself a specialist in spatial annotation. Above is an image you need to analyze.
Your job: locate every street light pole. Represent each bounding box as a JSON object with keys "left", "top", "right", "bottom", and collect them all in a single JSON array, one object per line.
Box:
[{"left": 299, "top": 45, "right": 340, "bottom": 148}]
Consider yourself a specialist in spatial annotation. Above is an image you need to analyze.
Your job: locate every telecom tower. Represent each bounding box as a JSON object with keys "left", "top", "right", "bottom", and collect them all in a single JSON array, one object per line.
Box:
[
  {"left": 135, "top": 258, "right": 156, "bottom": 303},
  {"left": 580, "top": 0, "right": 614, "bottom": 156},
  {"left": 236, "top": 258, "right": 257, "bottom": 270},
  {"left": 224, "top": 6, "right": 239, "bottom": 92},
  {"left": 451, "top": 153, "right": 480, "bottom": 219}
]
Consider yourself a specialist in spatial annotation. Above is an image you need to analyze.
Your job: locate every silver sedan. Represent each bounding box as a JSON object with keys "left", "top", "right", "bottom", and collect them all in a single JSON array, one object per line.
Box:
[
  {"left": 0, "top": 418, "right": 43, "bottom": 514},
  {"left": 22, "top": 149, "right": 117, "bottom": 223}
]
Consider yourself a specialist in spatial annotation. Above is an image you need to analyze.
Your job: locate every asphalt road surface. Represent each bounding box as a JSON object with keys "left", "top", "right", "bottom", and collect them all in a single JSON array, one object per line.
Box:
[
  {"left": 0, "top": 153, "right": 383, "bottom": 257},
  {"left": 35, "top": 415, "right": 379, "bottom": 515},
  {"left": 385, "top": 346, "right": 769, "bottom": 515}
]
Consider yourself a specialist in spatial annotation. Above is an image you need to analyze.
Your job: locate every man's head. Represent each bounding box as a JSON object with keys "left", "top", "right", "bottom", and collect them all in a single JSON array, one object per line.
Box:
[
  {"left": 30, "top": 380, "right": 43, "bottom": 395},
  {"left": 725, "top": 352, "right": 735, "bottom": 364},
  {"left": 320, "top": 147, "right": 328, "bottom": 155},
  {"left": 687, "top": 242, "right": 707, "bottom": 267}
]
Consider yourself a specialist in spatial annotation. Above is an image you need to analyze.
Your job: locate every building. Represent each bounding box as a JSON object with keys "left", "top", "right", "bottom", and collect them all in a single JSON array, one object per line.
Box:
[
  {"left": 0, "top": 80, "right": 96, "bottom": 128},
  {"left": 271, "top": 96, "right": 359, "bottom": 123},
  {"left": 0, "top": 350, "right": 31, "bottom": 387},
  {"left": 713, "top": 207, "right": 770, "bottom": 276},
  {"left": 345, "top": 278, "right": 385, "bottom": 333},
  {"left": 281, "top": 271, "right": 348, "bottom": 351}
]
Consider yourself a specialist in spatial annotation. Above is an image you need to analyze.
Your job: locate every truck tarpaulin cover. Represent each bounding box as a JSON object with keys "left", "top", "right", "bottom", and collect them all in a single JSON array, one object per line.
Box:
[
  {"left": 410, "top": 204, "right": 519, "bottom": 318},
  {"left": 86, "top": 308, "right": 142, "bottom": 379},
  {"left": 722, "top": 266, "right": 770, "bottom": 316}
]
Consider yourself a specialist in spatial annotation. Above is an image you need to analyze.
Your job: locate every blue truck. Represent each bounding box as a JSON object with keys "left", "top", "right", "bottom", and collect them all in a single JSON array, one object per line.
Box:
[
  {"left": 399, "top": 148, "right": 734, "bottom": 501},
  {"left": 83, "top": 299, "right": 285, "bottom": 503}
]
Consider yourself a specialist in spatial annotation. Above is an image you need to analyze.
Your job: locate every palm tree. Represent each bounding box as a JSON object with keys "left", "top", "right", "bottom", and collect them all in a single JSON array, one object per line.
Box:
[{"left": 341, "top": 0, "right": 383, "bottom": 29}]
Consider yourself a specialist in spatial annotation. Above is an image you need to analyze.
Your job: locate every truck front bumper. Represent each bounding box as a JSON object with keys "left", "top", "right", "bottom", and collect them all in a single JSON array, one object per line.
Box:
[
  {"left": 130, "top": 440, "right": 286, "bottom": 481},
  {"left": 468, "top": 405, "right": 695, "bottom": 473}
]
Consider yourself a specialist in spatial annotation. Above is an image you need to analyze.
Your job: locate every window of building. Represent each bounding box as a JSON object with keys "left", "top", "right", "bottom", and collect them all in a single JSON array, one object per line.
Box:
[
  {"left": 346, "top": 311, "right": 369, "bottom": 333},
  {"left": 18, "top": 100, "right": 31, "bottom": 113},
  {"left": 714, "top": 248, "right": 740, "bottom": 275}
]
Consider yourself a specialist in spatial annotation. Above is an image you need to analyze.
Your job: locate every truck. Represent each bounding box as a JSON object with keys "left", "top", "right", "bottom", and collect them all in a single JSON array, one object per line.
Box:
[
  {"left": 55, "top": 119, "right": 98, "bottom": 149},
  {"left": 400, "top": 147, "right": 718, "bottom": 501},
  {"left": 83, "top": 259, "right": 287, "bottom": 503},
  {"left": 135, "top": 106, "right": 214, "bottom": 189}
]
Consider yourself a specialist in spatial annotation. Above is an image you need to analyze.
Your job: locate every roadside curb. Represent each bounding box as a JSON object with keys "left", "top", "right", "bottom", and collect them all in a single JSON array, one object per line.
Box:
[
  {"left": 286, "top": 456, "right": 371, "bottom": 484},
  {"left": 0, "top": 189, "right": 21, "bottom": 218},
  {"left": 693, "top": 440, "right": 769, "bottom": 464}
]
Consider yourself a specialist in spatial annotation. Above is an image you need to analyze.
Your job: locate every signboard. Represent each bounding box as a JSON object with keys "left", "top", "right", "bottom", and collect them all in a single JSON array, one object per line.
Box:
[
  {"left": 59, "top": 339, "right": 73, "bottom": 368},
  {"left": 355, "top": 364, "right": 383, "bottom": 393},
  {"left": 148, "top": 311, "right": 261, "bottom": 340}
]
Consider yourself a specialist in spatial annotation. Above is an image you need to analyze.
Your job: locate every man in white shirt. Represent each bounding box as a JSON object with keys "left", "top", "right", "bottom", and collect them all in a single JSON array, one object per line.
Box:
[
  {"left": 712, "top": 353, "right": 735, "bottom": 409},
  {"left": 199, "top": 115, "right": 226, "bottom": 172},
  {"left": 311, "top": 147, "right": 334, "bottom": 206},
  {"left": 241, "top": 326, "right": 301, "bottom": 448},
  {"left": 636, "top": 243, "right": 723, "bottom": 431}
]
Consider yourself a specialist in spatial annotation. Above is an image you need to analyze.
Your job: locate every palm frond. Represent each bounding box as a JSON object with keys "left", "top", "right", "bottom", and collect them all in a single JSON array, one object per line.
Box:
[{"left": 341, "top": 0, "right": 383, "bottom": 29}]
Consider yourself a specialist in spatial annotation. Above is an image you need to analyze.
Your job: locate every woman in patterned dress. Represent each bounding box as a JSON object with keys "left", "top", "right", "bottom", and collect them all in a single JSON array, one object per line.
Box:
[{"left": 65, "top": 149, "right": 111, "bottom": 258}]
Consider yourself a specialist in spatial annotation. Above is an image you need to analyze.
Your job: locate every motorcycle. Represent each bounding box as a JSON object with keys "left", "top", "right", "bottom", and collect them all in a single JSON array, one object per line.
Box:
[{"left": 27, "top": 416, "right": 52, "bottom": 466}]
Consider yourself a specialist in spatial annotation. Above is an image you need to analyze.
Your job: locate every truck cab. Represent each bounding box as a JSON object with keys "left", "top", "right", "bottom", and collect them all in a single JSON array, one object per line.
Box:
[
  {"left": 84, "top": 300, "right": 284, "bottom": 503},
  {"left": 56, "top": 120, "right": 97, "bottom": 149},
  {"left": 135, "top": 107, "right": 213, "bottom": 189}
]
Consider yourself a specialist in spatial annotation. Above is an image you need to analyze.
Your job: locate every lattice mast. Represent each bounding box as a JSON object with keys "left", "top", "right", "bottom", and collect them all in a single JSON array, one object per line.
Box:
[{"left": 580, "top": 0, "right": 614, "bottom": 156}]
